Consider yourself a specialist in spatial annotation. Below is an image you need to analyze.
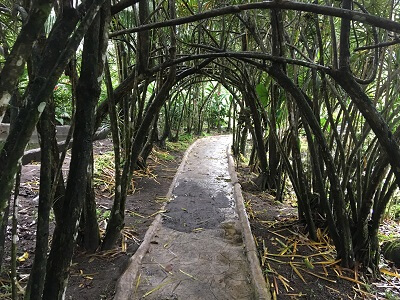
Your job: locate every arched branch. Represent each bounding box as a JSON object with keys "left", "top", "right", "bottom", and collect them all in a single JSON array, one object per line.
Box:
[{"left": 110, "top": 1, "right": 400, "bottom": 37}]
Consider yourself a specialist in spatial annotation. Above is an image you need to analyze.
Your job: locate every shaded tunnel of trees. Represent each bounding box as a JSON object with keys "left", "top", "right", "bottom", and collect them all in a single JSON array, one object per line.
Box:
[{"left": 1, "top": 0, "right": 400, "bottom": 298}]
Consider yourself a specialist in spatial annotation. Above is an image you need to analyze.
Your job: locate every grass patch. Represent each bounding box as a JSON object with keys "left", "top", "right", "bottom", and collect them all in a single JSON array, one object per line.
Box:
[
  {"left": 166, "top": 134, "right": 195, "bottom": 152},
  {"left": 179, "top": 133, "right": 195, "bottom": 142},
  {"left": 152, "top": 148, "right": 175, "bottom": 161}
]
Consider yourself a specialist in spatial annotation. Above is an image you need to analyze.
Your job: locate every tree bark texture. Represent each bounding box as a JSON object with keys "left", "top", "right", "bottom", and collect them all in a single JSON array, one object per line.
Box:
[
  {"left": 0, "top": 0, "right": 53, "bottom": 122},
  {"left": 242, "top": 88, "right": 269, "bottom": 190},
  {"left": 24, "top": 99, "right": 55, "bottom": 300},
  {"left": 42, "top": 2, "right": 109, "bottom": 298},
  {"left": 78, "top": 153, "right": 100, "bottom": 252},
  {"left": 0, "top": 0, "right": 106, "bottom": 230}
]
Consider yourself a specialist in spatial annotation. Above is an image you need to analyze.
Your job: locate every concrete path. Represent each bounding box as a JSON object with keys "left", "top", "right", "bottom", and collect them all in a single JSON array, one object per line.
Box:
[{"left": 114, "top": 136, "right": 270, "bottom": 300}]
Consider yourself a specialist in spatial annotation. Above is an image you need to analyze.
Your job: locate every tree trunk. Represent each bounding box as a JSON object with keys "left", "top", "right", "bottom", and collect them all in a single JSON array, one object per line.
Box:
[
  {"left": 137, "top": 0, "right": 149, "bottom": 73},
  {"left": 42, "top": 4, "right": 108, "bottom": 298},
  {"left": 78, "top": 153, "right": 100, "bottom": 253},
  {"left": 0, "top": 96, "right": 21, "bottom": 273},
  {"left": 24, "top": 97, "right": 54, "bottom": 300},
  {"left": 243, "top": 91, "right": 269, "bottom": 190},
  {"left": 173, "top": 89, "right": 190, "bottom": 141},
  {"left": 158, "top": 104, "right": 170, "bottom": 148},
  {"left": 239, "top": 125, "right": 248, "bottom": 157},
  {"left": 0, "top": 200, "right": 9, "bottom": 272},
  {"left": 267, "top": 67, "right": 354, "bottom": 267},
  {"left": 227, "top": 96, "right": 232, "bottom": 131},
  {"left": 100, "top": 59, "right": 123, "bottom": 250},
  {"left": 141, "top": 118, "right": 159, "bottom": 166},
  {"left": 268, "top": 84, "right": 280, "bottom": 190},
  {"left": 102, "top": 0, "right": 178, "bottom": 249},
  {"left": 0, "top": 0, "right": 54, "bottom": 121},
  {"left": 330, "top": 70, "right": 400, "bottom": 192},
  {"left": 0, "top": 0, "right": 105, "bottom": 230},
  {"left": 287, "top": 95, "right": 317, "bottom": 239}
]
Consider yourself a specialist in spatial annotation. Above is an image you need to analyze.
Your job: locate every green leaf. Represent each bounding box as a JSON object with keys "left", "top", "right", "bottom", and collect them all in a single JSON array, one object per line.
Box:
[
  {"left": 304, "top": 257, "right": 314, "bottom": 269},
  {"left": 55, "top": 116, "right": 64, "bottom": 125},
  {"left": 256, "top": 84, "right": 269, "bottom": 107}
]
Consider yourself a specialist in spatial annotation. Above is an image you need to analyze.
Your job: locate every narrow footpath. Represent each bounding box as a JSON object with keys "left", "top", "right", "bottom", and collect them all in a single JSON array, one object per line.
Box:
[{"left": 114, "top": 136, "right": 268, "bottom": 300}]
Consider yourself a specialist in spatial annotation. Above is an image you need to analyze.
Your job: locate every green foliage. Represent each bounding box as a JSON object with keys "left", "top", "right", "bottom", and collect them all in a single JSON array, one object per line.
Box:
[
  {"left": 94, "top": 151, "right": 115, "bottom": 174},
  {"left": 53, "top": 80, "right": 73, "bottom": 125},
  {"left": 166, "top": 134, "right": 195, "bottom": 152},
  {"left": 387, "top": 203, "right": 400, "bottom": 220},
  {"left": 0, "top": 279, "right": 12, "bottom": 295},
  {"left": 385, "top": 290, "right": 400, "bottom": 300},
  {"left": 378, "top": 234, "right": 397, "bottom": 243},
  {"left": 165, "top": 141, "right": 186, "bottom": 152},
  {"left": 256, "top": 83, "right": 269, "bottom": 107},
  {"left": 179, "top": 133, "right": 194, "bottom": 142},
  {"left": 44, "top": 14, "right": 57, "bottom": 34},
  {"left": 153, "top": 148, "right": 175, "bottom": 161},
  {"left": 385, "top": 190, "right": 400, "bottom": 220},
  {"left": 96, "top": 208, "right": 110, "bottom": 221},
  {"left": 275, "top": 91, "right": 287, "bottom": 126},
  {"left": 0, "top": 2, "right": 20, "bottom": 53},
  {"left": 208, "top": 92, "right": 228, "bottom": 128}
]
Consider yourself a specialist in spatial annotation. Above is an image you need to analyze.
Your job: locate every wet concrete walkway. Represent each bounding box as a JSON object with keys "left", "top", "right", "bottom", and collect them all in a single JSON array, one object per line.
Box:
[{"left": 115, "top": 136, "right": 268, "bottom": 300}]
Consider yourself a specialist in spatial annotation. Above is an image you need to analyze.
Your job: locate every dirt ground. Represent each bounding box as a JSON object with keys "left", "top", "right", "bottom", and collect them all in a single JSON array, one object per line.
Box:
[
  {"left": 237, "top": 163, "right": 400, "bottom": 300},
  {"left": 1, "top": 138, "right": 187, "bottom": 299}
]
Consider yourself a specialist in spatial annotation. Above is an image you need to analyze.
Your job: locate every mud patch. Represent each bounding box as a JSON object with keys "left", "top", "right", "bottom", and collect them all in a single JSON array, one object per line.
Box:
[{"left": 163, "top": 180, "right": 231, "bottom": 232}]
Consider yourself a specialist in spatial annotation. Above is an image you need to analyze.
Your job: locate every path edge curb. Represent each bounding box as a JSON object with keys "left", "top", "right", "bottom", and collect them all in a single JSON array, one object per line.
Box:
[
  {"left": 226, "top": 145, "right": 272, "bottom": 300},
  {"left": 113, "top": 138, "right": 202, "bottom": 300}
]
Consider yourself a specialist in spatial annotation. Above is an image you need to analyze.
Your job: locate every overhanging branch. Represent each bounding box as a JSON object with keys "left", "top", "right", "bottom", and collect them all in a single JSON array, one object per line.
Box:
[
  {"left": 109, "top": 1, "right": 400, "bottom": 37},
  {"left": 147, "top": 51, "right": 329, "bottom": 74}
]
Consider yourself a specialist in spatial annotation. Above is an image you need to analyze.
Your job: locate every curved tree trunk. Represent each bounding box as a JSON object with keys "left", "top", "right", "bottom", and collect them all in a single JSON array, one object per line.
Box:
[
  {"left": 243, "top": 90, "right": 269, "bottom": 190},
  {"left": 267, "top": 67, "right": 354, "bottom": 267},
  {"left": 0, "top": 0, "right": 54, "bottom": 121}
]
